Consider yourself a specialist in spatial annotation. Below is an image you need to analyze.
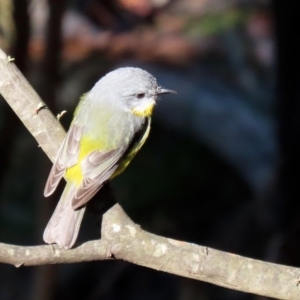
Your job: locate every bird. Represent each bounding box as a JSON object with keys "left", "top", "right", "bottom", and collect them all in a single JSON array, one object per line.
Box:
[{"left": 43, "top": 67, "right": 176, "bottom": 249}]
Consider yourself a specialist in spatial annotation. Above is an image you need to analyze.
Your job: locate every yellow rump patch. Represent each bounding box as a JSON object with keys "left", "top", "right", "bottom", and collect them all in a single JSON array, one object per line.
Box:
[{"left": 65, "top": 135, "right": 106, "bottom": 187}]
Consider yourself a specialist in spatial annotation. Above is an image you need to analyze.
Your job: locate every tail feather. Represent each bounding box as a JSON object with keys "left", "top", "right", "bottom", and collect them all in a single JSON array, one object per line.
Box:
[{"left": 43, "top": 184, "right": 86, "bottom": 249}]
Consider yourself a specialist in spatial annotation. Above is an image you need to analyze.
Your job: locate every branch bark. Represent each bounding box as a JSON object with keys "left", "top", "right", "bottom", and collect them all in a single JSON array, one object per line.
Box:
[
  {"left": 0, "top": 48, "right": 65, "bottom": 163},
  {"left": 0, "top": 47, "right": 300, "bottom": 300}
]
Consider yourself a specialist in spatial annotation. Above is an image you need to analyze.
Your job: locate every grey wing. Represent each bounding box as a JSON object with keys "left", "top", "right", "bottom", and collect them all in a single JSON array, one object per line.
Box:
[
  {"left": 71, "top": 147, "right": 125, "bottom": 209},
  {"left": 44, "top": 125, "right": 84, "bottom": 197}
]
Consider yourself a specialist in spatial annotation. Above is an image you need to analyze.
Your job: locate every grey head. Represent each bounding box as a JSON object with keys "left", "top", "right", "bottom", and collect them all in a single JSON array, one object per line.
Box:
[{"left": 91, "top": 67, "right": 176, "bottom": 117}]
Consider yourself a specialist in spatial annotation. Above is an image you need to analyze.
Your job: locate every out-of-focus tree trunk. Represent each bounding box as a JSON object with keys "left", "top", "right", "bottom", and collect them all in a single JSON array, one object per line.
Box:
[
  {"left": 273, "top": 0, "right": 300, "bottom": 265},
  {"left": 32, "top": 1, "right": 67, "bottom": 300},
  {"left": 0, "top": 0, "right": 30, "bottom": 192}
]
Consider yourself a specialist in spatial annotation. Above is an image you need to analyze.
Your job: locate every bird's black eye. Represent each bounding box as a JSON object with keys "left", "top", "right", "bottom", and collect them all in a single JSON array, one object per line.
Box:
[{"left": 136, "top": 93, "right": 145, "bottom": 99}]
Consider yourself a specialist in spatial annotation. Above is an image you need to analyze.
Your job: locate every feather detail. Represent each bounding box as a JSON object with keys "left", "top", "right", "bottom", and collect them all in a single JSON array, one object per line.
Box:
[
  {"left": 71, "top": 148, "right": 125, "bottom": 209},
  {"left": 43, "top": 183, "right": 86, "bottom": 249},
  {"left": 43, "top": 147, "right": 126, "bottom": 248},
  {"left": 44, "top": 125, "right": 84, "bottom": 197}
]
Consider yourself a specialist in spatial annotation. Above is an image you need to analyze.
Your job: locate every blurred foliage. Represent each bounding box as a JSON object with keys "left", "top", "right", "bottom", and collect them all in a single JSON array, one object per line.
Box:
[
  {"left": 185, "top": 9, "right": 246, "bottom": 37},
  {"left": 0, "top": 0, "right": 15, "bottom": 49}
]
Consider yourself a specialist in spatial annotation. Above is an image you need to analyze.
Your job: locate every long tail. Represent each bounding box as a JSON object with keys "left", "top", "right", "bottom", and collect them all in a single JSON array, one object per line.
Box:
[{"left": 43, "top": 184, "right": 86, "bottom": 249}]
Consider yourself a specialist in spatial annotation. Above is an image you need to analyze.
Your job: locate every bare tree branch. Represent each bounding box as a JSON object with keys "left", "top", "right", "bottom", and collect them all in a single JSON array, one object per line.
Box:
[
  {"left": 1, "top": 47, "right": 300, "bottom": 300},
  {"left": 1, "top": 203, "right": 300, "bottom": 299},
  {"left": 0, "top": 48, "right": 65, "bottom": 162}
]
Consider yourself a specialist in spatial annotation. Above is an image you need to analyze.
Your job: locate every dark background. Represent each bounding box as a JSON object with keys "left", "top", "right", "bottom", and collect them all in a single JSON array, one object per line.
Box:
[{"left": 0, "top": 0, "right": 299, "bottom": 299}]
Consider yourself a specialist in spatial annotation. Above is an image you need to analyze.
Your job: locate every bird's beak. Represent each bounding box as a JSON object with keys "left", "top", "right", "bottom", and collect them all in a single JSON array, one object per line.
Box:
[{"left": 157, "top": 88, "right": 177, "bottom": 95}]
